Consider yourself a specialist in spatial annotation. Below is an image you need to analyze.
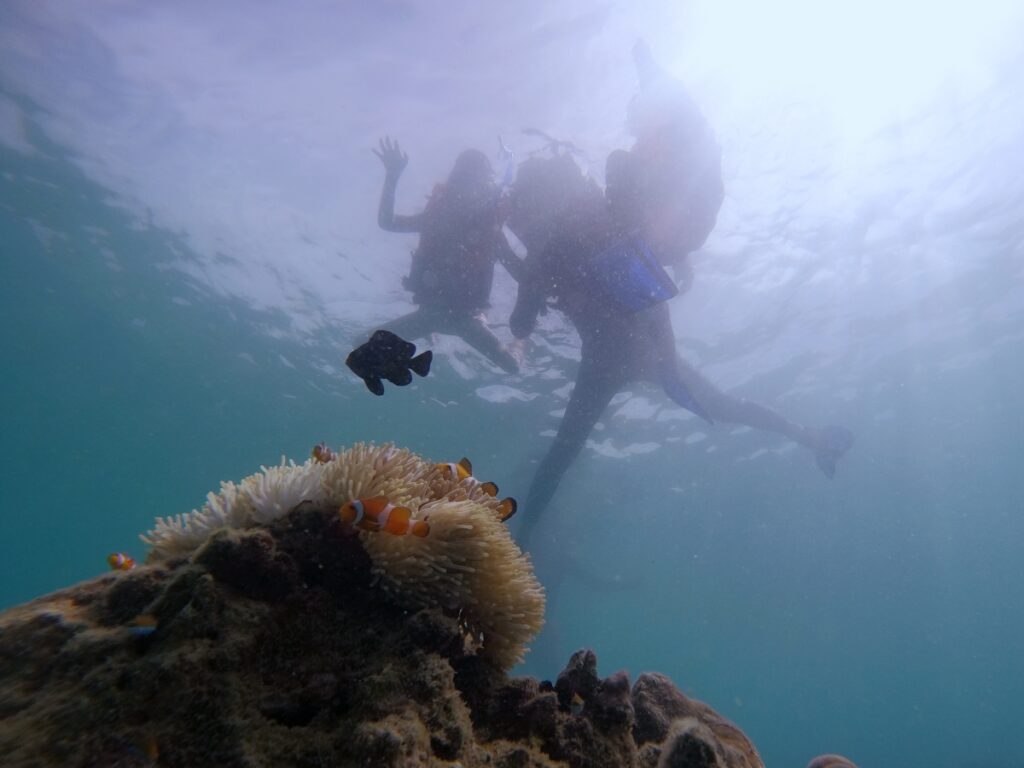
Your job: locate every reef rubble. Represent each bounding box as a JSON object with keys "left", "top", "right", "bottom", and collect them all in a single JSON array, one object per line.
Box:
[{"left": 0, "top": 503, "right": 768, "bottom": 768}]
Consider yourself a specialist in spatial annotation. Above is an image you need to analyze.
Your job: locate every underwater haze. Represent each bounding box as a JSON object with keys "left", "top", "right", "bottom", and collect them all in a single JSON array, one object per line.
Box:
[{"left": 3, "top": 1, "right": 1024, "bottom": 766}]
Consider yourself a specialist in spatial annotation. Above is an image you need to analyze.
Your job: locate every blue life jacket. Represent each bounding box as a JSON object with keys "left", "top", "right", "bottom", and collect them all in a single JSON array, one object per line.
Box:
[{"left": 587, "top": 234, "right": 678, "bottom": 313}]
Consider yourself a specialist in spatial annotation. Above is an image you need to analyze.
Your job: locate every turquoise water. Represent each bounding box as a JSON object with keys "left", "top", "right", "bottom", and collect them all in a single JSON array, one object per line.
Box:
[{"left": 4, "top": 4, "right": 1024, "bottom": 767}]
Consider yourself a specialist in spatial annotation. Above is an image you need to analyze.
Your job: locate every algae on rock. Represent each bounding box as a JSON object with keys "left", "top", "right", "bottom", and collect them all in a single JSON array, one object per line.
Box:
[{"left": 0, "top": 499, "right": 764, "bottom": 767}]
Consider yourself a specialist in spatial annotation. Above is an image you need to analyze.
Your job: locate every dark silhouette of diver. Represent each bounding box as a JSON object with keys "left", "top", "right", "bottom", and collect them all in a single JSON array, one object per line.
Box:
[
  {"left": 626, "top": 39, "right": 726, "bottom": 270},
  {"left": 507, "top": 150, "right": 854, "bottom": 548},
  {"left": 372, "top": 136, "right": 523, "bottom": 373},
  {"left": 509, "top": 42, "right": 852, "bottom": 676}
]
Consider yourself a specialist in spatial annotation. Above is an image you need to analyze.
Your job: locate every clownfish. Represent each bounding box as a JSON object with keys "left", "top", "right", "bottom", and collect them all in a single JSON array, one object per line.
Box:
[
  {"left": 438, "top": 457, "right": 474, "bottom": 481},
  {"left": 339, "top": 497, "right": 430, "bottom": 537},
  {"left": 107, "top": 552, "right": 136, "bottom": 571},
  {"left": 438, "top": 457, "right": 500, "bottom": 497},
  {"left": 495, "top": 497, "right": 517, "bottom": 522},
  {"left": 127, "top": 613, "right": 158, "bottom": 637},
  {"left": 311, "top": 441, "right": 337, "bottom": 464}
]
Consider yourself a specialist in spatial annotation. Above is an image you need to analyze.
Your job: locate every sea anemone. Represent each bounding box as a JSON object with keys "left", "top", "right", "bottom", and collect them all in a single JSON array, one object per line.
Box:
[
  {"left": 140, "top": 443, "right": 545, "bottom": 669},
  {"left": 141, "top": 459, "right": 327, "bottom": 560},
  {"left": 141, "top": 479, "right": 255, "bottom": 560},
  {"left": 243, "top": 458, "right": 329, "bottom": 524},
  {"left": 361, "top": 496, "right": 545, "bottom": 669}
]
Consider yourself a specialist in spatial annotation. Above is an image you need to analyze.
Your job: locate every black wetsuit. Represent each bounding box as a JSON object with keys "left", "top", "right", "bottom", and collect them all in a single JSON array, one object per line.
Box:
[
  {"left": 510, "top": 203, "right": 707, "bottom": 534},
  {"left": 382, "top": 187, "right": 521, "bottom": 374}
]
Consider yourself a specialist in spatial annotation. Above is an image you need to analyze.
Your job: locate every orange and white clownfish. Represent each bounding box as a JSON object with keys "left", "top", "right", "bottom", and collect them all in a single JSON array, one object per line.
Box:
[
  {"left": 339, "top": 497, "right": 430, "bottom": 537},
  {"left": 438, "top": 457, "right": 473, "bottom": 481},
  {"left": 311, "top": 441, "right": 337, "bottom": 464},
  {"left": 495, "top": 497, "right": 517, "bottom": 522},
  {"left": 107, "top": 552, "right": 136, "bottom": 571},
  {"left": 437, "top": 457, "right": 500, "bottom": 497}
]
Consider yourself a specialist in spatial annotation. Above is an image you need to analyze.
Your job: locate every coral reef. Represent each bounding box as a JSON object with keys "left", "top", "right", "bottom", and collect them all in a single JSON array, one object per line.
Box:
[
  {"left": 0, "top": 495, "right": 768, "bottom": 768},
  {"left": 0, "top": 443, "right": 851, "bottom": 766},
  {"left": 806, "top": 756, "right": 858, "bottom": 768}
]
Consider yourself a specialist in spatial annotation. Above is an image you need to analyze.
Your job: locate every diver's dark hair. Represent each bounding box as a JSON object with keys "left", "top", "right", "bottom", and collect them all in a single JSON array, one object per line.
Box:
[
  {"left": 506, "top": 152, "right": 603, "bottom": 250},
  {"left": 604, "top": 149, "right": 648, "bottom": 227},
  {"left": 447, "top": 149, "right": 494, "bottom": 191},
  {"left": 510, "top": 153, "right": 600, "bottom": 216}
]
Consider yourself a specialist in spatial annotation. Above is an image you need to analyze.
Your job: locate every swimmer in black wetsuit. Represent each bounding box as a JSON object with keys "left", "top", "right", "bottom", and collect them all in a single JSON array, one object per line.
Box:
[
  {"left": 371, "top": 136, "right": 523, "bottom": 373},
  {"left": 507, "top": 150, "right": 853, "bottom": 547}
]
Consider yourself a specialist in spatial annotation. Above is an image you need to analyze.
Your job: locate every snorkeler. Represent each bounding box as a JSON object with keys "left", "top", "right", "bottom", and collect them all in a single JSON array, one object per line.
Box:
[
  {"left": 506, "top": 149, "right": 854, "bottom": 545},
  {"left": 370, "top": 137, "right": 523, "bottom": 373},
  {"left": 508, "top": 42, "right": 851, "bottom": 676},
  {"left": 626, "top": 39, "right": 726, "bottom": 274}
]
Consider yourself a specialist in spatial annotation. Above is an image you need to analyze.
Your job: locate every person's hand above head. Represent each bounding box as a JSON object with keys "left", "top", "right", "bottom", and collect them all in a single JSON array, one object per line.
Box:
[{"left": 373, "top": 136, "right": 408, "bottom": 178}]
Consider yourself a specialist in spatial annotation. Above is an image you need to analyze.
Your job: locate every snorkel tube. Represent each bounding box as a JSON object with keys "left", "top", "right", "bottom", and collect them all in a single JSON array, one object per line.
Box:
[{"left": 497, "top": 135, "right": 517, "bottom": 188}]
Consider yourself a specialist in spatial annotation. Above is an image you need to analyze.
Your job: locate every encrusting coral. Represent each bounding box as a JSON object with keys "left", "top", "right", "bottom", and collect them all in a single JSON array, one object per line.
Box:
[
  {"left": 141, "top": 442, "right": 545, "bottom": 669},
  {"left": 0, "top": 521, "right": 766, "bottom": 768}
]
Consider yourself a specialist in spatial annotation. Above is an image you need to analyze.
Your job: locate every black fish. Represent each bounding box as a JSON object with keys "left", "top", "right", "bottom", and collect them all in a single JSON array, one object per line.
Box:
[{"left": 346, "top": 330, "right": 432, "bottom": 396}]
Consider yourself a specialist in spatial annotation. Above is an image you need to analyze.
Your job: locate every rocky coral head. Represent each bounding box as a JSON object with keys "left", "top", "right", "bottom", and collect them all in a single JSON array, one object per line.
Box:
[
  {"left": 806, "top": 755, "right": 859, "bottom": 768},
  {"left": 138, "top": 442, "right": 545, "bottom": 670}
]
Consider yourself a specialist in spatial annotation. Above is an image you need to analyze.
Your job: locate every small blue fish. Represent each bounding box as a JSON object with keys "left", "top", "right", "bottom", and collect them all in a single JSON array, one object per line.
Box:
[{"left": 127, "top": 614, "right": 158, "bottom": 637}]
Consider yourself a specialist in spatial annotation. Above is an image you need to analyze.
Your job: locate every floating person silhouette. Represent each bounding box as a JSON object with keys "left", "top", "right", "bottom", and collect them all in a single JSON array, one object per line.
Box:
[
  {"left": 504, "top": 44, "right": 851, "bottom": 676},
  {"left": 626, "top": 39, "right": 726, "bottom": 271},
  {"left": 370, "top": 137, "right": 523, "bottom": 373},
  {"left": 506, "top": 149, "right": 853, "bottom": 548}
]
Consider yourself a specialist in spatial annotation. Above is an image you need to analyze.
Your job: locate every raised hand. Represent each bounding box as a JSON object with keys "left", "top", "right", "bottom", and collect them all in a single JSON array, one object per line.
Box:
[{"left": 372, "top": 136, "right": 408, "bottom": 178}]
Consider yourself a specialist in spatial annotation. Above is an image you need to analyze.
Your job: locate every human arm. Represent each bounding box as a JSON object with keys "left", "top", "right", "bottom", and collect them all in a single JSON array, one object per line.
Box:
[
  {"left": 372, "top": 136, "right": 424, "bottom": 233},
  {"left": 494, "top": 231, "right": 527, "bottom": 284},
  {"left": 509, "top": 256, "right": 548, "bottom": 339}
]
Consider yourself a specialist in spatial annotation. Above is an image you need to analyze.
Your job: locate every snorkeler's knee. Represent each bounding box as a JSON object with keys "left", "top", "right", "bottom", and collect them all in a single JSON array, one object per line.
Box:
[{"left": 499, "top": 354, "right": 519, "bottom": 374}]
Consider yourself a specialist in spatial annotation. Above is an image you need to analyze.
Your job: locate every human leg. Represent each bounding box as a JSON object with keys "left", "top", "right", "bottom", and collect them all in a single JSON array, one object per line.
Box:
[
  {"left": 638, "top": 303, "right": 849, "bottom": 465},
  {"left": 516, "top": 363, "right": 620, "bottom": 547},
  {"left": 448, "top": 314, "right": 521, "bottom": 374},
  {"left": 644, "top": 304, "right": 712, "bottom": 422},
  {"left": 671, "top": 356, "right": 853, "bottom": 476},
  {"left": 673, "top": 357, "right": 811, "bottom": 443},
  {"left": 373, "top": 308, "right": 436, "bottom": 343}
]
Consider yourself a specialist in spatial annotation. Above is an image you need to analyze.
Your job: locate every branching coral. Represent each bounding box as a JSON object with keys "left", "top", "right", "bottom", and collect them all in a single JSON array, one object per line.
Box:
[{"left": 140, "top": 443, "right": 545, "bottom": 669}]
